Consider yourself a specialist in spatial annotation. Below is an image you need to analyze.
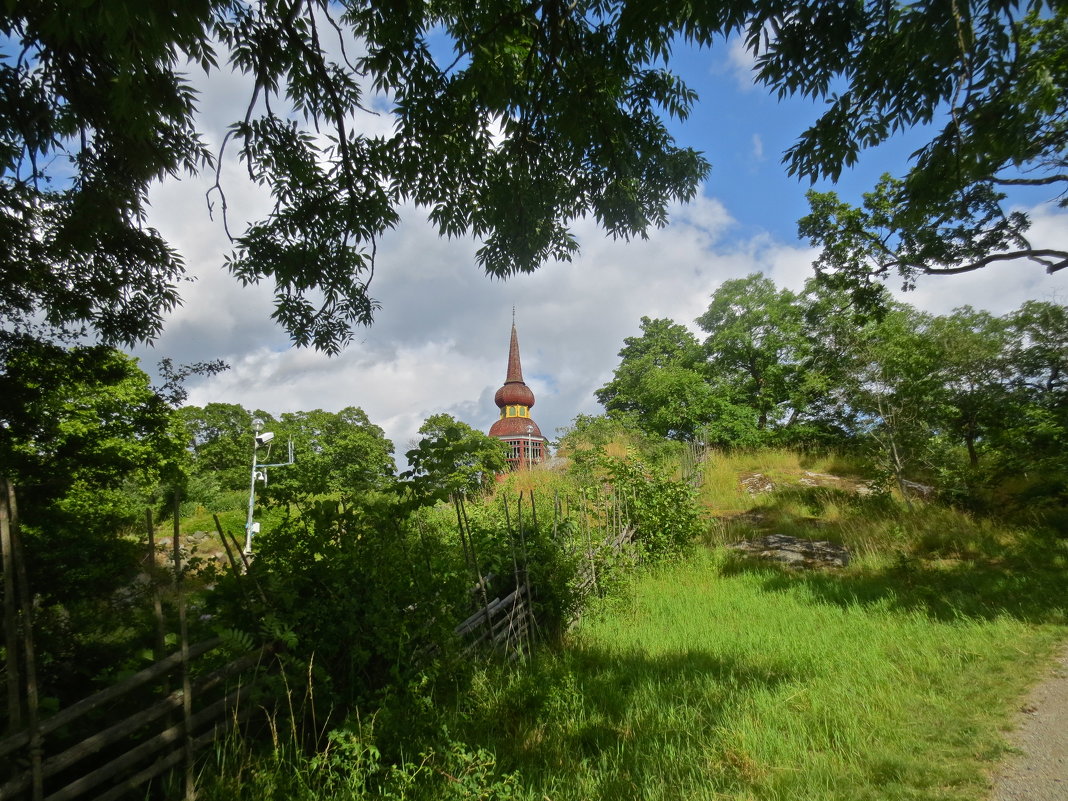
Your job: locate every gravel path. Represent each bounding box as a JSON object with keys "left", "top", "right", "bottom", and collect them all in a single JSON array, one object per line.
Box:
[{"left": 989, "top": 642, "right": 1068, "bottom": 800}]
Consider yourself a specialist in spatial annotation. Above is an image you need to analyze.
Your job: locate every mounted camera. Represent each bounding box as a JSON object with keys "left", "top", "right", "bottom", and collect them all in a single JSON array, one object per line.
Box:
[{"left": 255, "top": 431, "right": 275, "bottom": 448}]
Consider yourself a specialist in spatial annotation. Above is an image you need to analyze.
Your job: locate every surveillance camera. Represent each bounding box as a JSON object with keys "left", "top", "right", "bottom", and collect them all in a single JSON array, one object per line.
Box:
[{"left": 255, "top": 431, "right": 275, "bottom": 447}]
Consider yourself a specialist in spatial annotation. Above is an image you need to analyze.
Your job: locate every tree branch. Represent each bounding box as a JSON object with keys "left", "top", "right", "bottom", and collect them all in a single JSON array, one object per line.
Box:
[
  {"left": 905, "top": 248, "right": 1068, "bottom": 276},
  {"left": 991, "top": 174, "right": 1068, "bottom": 187}
]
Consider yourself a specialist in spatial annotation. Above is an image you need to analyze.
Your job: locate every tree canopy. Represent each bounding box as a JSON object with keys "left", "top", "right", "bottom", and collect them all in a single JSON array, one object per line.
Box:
[
  {"left": 3, "top": 1, "right": 1063, "bottom": 351},
  {"left": 1, "top": 0, "right": 710, "bottom": 351},
  {"left": 600, "top": 280, "right": 1068, "bottom": 511},
  {"left": 0, "top": 335, "right": 185, "bottom": 601},
  {"left": 401, "top": 413, "right": 508, "bottom": 505},
  {"left": 792, "top": 5, "right": 1068, "bottom": 293}
]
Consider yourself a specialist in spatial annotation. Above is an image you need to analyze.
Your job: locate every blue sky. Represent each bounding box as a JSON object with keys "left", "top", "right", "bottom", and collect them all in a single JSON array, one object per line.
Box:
[{"left": 133, "top": 33, "right": 1068, "bottom": 459}]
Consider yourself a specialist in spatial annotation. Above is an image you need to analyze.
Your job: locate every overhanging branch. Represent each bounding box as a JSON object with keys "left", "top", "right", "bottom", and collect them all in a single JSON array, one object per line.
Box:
[{"left": 907, "top": 248, "right": 1068, "bottom": 276}]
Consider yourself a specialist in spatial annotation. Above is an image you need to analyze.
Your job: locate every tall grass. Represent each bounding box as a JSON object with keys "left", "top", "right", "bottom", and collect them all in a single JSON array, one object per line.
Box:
[
  {"left": 189, "top": 447, "right": 1067, "bottom": 800},
  {"left": 450, "top": 547, "right": 1064, "bottom": 801},
  {"left": 698, "top": 449, "right": 872, "bottom": 513}
]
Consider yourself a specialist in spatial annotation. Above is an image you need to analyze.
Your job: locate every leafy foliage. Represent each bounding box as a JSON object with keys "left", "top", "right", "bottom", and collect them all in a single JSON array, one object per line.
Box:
[
  {"left": 787, "top": 6, "right": 1068, "bottom": 292},
  {"left": 180, "top": 403, "right": 266, "bottom": 492},
  {"left": 9, "top": 0, "right": 1059, "bottom": 350},
  {"left": 598, "top": 275, "right": 853, "bottom": 448},
  {"left": 262, "top": 407, "right": 396, "bottom": 507},
  {"left": 603, "top": 454, "right": 704, "bottom": 560},
  {"left": 596, "top": 317, "right": 729, "bottom": 442},
  {"left": 0, "top": 334, "right": 185, "bottom": 602},
  {"left": 401, "top": 414, "right": 508, "bottom": 506},
  {"left": 210, "top": 494, "right": 469, "bottom": 712},
  {"left": 1, "top": 0, "right": 709, "bottom": 350},
  {"left": 601, "top": 278, "right": 1068, "bottom": 516}
]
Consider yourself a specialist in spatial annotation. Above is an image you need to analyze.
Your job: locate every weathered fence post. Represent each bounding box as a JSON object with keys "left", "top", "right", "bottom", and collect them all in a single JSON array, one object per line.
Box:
[
  {"left": 456, "top": 494, "right": 493, "bottom": 641},
  {"left": 172, "top": 493, "right": 195, "bottom": 800},
  {"left": 6, "top": 480, "right": 43, "bottom": 800},
  {"left": 145, "top": 509, "right": 169, "bottom": 685},
  {"left": 2, "top": 476, "right": 22, "bottom": 735}
]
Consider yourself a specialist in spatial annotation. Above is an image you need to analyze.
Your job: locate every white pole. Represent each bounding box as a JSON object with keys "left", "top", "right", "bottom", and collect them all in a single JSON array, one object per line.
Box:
[{"left": 244, "top": 419, "right": 263, "bottom": 554}]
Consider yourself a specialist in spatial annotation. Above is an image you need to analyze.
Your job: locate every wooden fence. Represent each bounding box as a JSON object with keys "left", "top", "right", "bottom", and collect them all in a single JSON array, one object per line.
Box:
[
  {"left": 1, "top": 481, "right": 643, "bottom": 801},
  {"left": 451, "top": 489, "right": 637, "bottom": 657},
  {"left": 0, "top": 639, "right": 271, "bottom": 801},
  {"left": 1, "top": 481, "right": 271, "bottom": 801}
]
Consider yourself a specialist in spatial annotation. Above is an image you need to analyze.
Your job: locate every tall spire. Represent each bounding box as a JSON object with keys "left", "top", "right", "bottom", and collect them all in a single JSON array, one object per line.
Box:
[
  {"left": 494, "top": 321, "right": 535, "bottom": 410},
  {"left": 488, "top": 313, "right": 546, "bottom": 469},
  {"left": 505, "top": 321, "right": 524, "bottom": 384}
]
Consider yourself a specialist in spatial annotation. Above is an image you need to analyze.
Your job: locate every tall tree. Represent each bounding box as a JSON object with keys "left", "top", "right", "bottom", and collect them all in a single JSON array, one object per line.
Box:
[
  {"left": 791, "top": 5, "right": 1068, "bottom": 295},
  {"left": 401, "top": 414, "right": 508, "bottom": 504},
  {"left": 1008, "top": 301, "right": 1068, "bottom": 402},
  {"left": 180, "top": 403, "right": 272, "bottom": 492},
  {"left": 993, "top": 301, "right": 1068, "bottom": 497},
  {"left": 696, "top": 274, "right": 809, "bottom": 431},
  {"left": 1, "top": 0, "right": 709, "bottom": 351},
  {"left": 842, "top": 304, "right": 944, "bottom": 498},
  {"left": 262, "top": 407, "right": 396, "bottom": 507},
  {"left": 928, "top": 307, "right": 1013, "bottom": 467},
  {"left": 0, "top": 335, "right": 185, "bottom": 602},
  {"left": 595, "top": 317, "right": 727, "bottom": 442}
]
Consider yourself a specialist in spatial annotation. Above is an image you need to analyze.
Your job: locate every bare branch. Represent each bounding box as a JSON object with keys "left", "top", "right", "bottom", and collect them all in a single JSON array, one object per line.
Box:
[{"left": 905, "top": 248, "right": 1068, "bottom": 276}]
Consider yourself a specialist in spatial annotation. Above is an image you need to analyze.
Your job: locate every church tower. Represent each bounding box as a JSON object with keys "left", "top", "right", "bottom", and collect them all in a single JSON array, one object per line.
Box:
[{"left": 488, "top": 318, "right": 548, "bottom": 469}]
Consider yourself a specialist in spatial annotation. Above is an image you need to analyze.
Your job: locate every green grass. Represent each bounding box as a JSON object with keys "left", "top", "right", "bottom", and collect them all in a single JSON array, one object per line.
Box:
[
  {"left": 698, "top": 449, "right": 873, "bottom": 514},
  {"left": 188, "top": 449, "right": 1067, "bottom": 800},
  {"left": 446, "top": 546, "right": 1065, "bottom": 801}
]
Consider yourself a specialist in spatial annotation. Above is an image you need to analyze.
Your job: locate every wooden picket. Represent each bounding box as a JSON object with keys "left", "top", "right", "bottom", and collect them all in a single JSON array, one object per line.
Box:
[
  {"left": 1, "top": 486, "right": 274, "bottom": 801},
  {"left": 1, "top": 477, "right": 647, "bottom": 800}
]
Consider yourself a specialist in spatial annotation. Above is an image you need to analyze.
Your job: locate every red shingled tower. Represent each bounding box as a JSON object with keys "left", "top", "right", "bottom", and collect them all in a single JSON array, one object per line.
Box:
[{"left": 488, "top": 318, "right": 548, "bottom": 469}]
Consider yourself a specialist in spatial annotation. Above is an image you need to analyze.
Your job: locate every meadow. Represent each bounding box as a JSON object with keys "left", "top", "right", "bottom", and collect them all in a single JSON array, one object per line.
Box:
[{"left": 195, "top": 450, "right": 1068, "bottom": 801}]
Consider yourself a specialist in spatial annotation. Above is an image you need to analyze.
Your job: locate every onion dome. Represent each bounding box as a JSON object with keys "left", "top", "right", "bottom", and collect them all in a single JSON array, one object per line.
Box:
[
  {"left": 493, "top": 322, "right": 536, "bottom": 410},
  {"left": 494, "top": 382, "right": 535, "bottom": 408}
]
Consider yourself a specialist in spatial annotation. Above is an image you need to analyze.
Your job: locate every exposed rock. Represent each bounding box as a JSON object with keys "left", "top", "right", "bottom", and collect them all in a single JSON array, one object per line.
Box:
[
  {"left": 900, "top": 479, "right": 935, "bottom": 499},
  {"left": 740, "top": 472, "right": 775, "bottom": 495},
  {"left": 727, "top": 533, "right": 851, "bottom": 569}
]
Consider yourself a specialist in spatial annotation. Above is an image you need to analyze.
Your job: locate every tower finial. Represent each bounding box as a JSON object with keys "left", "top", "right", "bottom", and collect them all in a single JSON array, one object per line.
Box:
[{"left": 512, "top": 306, "right": 516, "bottom": 325}]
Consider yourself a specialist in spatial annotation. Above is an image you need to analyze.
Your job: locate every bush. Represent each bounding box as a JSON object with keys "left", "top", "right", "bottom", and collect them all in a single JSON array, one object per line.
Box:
[{"left": 208, "top": 494, "right": 470, "bottom": 715}]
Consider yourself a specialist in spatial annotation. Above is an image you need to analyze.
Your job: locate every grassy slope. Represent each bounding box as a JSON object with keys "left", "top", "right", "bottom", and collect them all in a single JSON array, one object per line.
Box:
[
  {"left": 447, "top": 452, "right": 1068, "bottom": 801},
  {"left": 192, "top": 449, "right": 1067, "bottom": 801},
  {"left": 455, "top": 548, "right": 1062, "bottom": 801}
]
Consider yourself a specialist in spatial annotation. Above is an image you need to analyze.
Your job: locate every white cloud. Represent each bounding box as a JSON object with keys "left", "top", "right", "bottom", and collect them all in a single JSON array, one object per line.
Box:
[
  {"left": 751, "top": 133, "right": 764, "bottom": 161},
  {"left": 139, "top": 178, "right": 787, "bottom": 454},
  {"left": 723, "top": 35, "right": 759, "bottom": 92},
  {"left": 130, "top": 37, "right": 1068, "bottom": 461}
]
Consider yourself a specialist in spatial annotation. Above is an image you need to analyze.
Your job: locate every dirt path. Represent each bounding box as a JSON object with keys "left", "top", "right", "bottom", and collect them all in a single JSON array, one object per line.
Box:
[{"left": 989, "top": 642, "right": 1068, "bottom": 800}]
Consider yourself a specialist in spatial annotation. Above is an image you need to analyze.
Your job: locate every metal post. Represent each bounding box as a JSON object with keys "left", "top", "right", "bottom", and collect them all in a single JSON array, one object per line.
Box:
[{"left": 243, "top": 419, "right": 263, "bottom": 555}]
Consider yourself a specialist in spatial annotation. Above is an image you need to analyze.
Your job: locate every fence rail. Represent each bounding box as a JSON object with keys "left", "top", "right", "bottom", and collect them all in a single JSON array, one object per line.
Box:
[
  {"left": 3, "top": 478, "right": 649, "bottom": 801},
  {"left": 1, "top": 482, "right": 275, "bottom": 801}
]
